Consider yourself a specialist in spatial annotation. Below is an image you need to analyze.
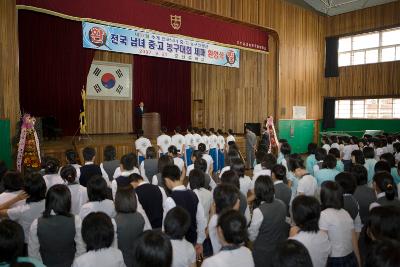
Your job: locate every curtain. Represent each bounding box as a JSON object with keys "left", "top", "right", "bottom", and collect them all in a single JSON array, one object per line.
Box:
[
  {"left": 133, "top": 55, "right": 191, "bottom": 131},
  {"left": 325, "top": 37, "right": 339, "bottom": 78},
  {"left": 19, "top": 11, "right": 95, "bottom": 135},
  {"left": 323, "top": 98, "right": 336, "bottom": 129}
]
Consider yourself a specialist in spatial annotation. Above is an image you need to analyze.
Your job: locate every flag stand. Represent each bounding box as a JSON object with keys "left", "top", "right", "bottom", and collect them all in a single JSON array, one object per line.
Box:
[{"left": 72, "top": 86, "right": 93, "bottom": 146}]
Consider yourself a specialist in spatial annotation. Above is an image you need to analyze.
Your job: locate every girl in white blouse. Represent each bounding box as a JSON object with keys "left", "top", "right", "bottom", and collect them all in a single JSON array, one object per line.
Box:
[
  {"left": 60, "top": 165, "right": 88, "bottom": 215},
  {"left": 43, "top": 157, "right": 64, "bottom": 191}
]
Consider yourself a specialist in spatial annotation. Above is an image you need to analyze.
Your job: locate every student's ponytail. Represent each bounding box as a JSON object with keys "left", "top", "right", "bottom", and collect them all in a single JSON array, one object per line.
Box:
[
  {"left": 385, "top": 183, "right": 396, "bottom": 201},
  {"left": 373, "top": 171, "right": 396, "bottom": 201}
]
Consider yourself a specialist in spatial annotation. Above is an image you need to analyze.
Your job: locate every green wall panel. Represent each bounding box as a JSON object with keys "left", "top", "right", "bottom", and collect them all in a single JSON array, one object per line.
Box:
[
  {"left": 0, "top": 120, "right": 12, "bottom": 168},
  {"left": 278, "top": 120, "right": 315, "bottom": 154},
  {"left": 322, "top": 119, "right": 400, "bottom": 137}
]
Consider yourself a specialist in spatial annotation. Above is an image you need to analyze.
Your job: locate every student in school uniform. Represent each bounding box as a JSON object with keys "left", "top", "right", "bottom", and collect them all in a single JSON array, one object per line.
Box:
[
  {"left": 351, "top": 149, "right": 365, "bottom": 166},
  {"left": 369, "top": 171, "right": 400, "bottom": 210},
  {"left": 226, "top": 129, "right": 236, "bottom": 144},
  {"left": 0, "top": 172, "right": 25, "bottom": 208},
  {"left": 198, "top": 143, "right": 213, "bottom": 175},
  {"left": 112, "top": 152, "right": 140, "bottom": 180},
  {"left": 162, "top": 165, "right": 206, "bottom": 258},
  {"left": 100, "top": 145, "right": 120, "bottom": 182},
  {"left": 164, "top": 207, "right": 196, "bottom": 267},
  {"left": 64, "top": 149, "right": 81, "bottom": 181},
  {"left": 272, "top": 240, "right": 313, "bottom": 267},
  {"left": 319, "top": 181, "right": 361, "bottom": 267},
  {"left": 168, "top": 145, "right": 185, "bottom": 173},
  {"left": 313, "top": 147, "right": 327, "bottom": 174},
  {"left": 135, "top": 129, "right": 152, "bottom": 166},
  {"left": 184, "top": 126, "right": 195, "bottom": 166},
  {"left": 219, "top": 149, "right": 241, "bottom": 178},
  {"left": 80, "top": 146, "right": 109, "bottom": 187},
  {"left": 366, "top": 205, "right": 400, "bottom": 242},
  {"left": 132, "top": 230, "right": 172, "bottom": 267},
  {"left": 289, "top": 195, "right": 331, "bottom": 267},
  {"left": 79, "top": 175, "right": 116, "bottom": 220},
  {"left": 321, "top": 136, "right": 331, "bottom": 154},
  {"left": 131, "top": 173, "right": 165, "bottom": 229},
  {"left": 289, "top": 158, "right": 317, "bottom": 197},
  {"left": 112, "top": 153, "right": 141, "bottom": 198},
  {"left": 72, "top": 212, "right": 126, "bottom": 267},
  {"left": 43, "top": 157, "right": 64, "bottom": 191},
  {"left": 329, "top": 147, "right": 344, "bottom": 172},
  {"left": 216, "top": 129, "right": 226, "bottom": 172},
  {"left": 28, "top": 184, "right": 85, "bottom": 267},
  {"left": 363, "top": 147, "right": 377, "bottom": 185},
  {"left": 157, "top": 126, "right": 172, "bottom": 157},
  {"left": 286, "top": 153, "right": 302, "bottom": 202},
  {"left": 152, "top": 154, "right": 174, "bottom": 189},
  {"left": 171, "top": 126, "right": 186, "bottom": 156},
  {"left": 380, "top": 152, "right": 400, "bottom": 184},
  {"left": 253, "top": 150, "right": 266, "bottom": 175},
  {"left": 314, "top": 154, "right": 340, "bottom": 187},
  {"left": 394, "top": 142, "right": 400, "bottom": 163},
  {"left": 279, "top": 143, "right": 291, "bottom": 170},
  {"left": 193, "top": 127, "right": 203, "bottom": 150},
  {"left": 200, "top": 128, "right": 210, "bottom": 152},
  {"left": 60, "top": 165, "right": 88, "bottom": 215},
  {"left": 306, "top": 143, "right": 317, "bottom": 175},
  {"left": 248, "top": 175, "right": 289, "bottom": 267},
  {"left": 208, "top": 128, "right": 219, "bottom": 172},
  {"left": 0, "top": 220, "right": 45, "bottom": 267},
  {"left": 342, "top": 137, "right": 354, "bottom": 172},
  {"left": 187, "top": 158, "right": 216, "bottom": 191},
  {"left": 0, "top": 173, "right": 45, "bottom": 245},
  {"left": 252, "top": 153, "right": 276, "bottom": 187},
  {"left": 208, "top": 183, "right": 240, "bottom": 255},
  {"left": 114, "top": 186, "right": 145, "bottom": 267},
  {"left": 189, "top": 169, "right": 213, "bottom": 223},
  {"left": 186, "top": 150, "right": 203, "bottom": 177},
  {"left": 365, "top": 240, "right": 400, "bottom": 267},
  {"left": 202, "top": 210, "right": 255, "bottom": 267},
  {"left": 330, "top": 135, "right": 340, "bottom": 151},
  {"left": 276, "top": 139, "right": 287, "bottom": 164},
  {"left": 230, "top": 158, "right": 252, "bottom": 197},
  {"left": 140, "top": 147, "right": 159, "bottom": 183},
  {"left": 271, "top": 164, "right": 291, "bottom": 212}
]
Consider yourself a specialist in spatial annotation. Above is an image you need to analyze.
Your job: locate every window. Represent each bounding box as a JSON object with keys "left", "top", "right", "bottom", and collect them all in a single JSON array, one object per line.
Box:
[
  {"left": 335, "top": 98, "right": 400, "bottom": 119},
  {"left": 338, "top": 27, "right": 400, "bottom": 66}
]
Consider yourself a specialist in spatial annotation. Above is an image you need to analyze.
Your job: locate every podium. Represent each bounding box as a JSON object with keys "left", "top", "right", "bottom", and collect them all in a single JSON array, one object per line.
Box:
[{"left": 142, "top": 113, "right": 160, "bottom": 139}]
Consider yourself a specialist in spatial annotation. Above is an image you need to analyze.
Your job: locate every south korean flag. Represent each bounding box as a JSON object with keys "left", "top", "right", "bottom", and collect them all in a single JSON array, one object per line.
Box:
[{"left": 86, "top": 61, "right": 132, "bottom": 100}]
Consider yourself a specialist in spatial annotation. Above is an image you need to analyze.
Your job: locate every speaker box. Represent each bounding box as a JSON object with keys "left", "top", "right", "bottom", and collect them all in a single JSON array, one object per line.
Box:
[{"left": 244, "top": 123, "right": 261, "bottom": 136}]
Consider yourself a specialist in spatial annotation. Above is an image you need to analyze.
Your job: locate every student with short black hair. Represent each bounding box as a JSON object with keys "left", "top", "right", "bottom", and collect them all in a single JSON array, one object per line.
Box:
[
  {"left": 366, "top": 205, "right": 400, "bottom": 242},
  {"left": 79, "top": 175, "right": 116, "bottom": 220},
  {"left": 114, "top": 186, "right": 145, "bottom": 267},
  {"left": 72, "top": 212, "right": 125, "bottom": 267},
  {"left": 60, "top": 165, "right": 88, "bottom": 215},
  {"left": 271, "top": 164, "right": 291, "bottom": 211},
  {"left": 112, "top": 153, "right": 140, "bottom": 198},
  {"left": 254, "top": 150, "right": 267, "bottom": 174},
  {"left": 321, "top": 135, "right": 331, "bottom": 153},
  {"left": 0, "top": 171, "right": 25, "bottom": 208},
  {"left": 374, "top": 160, "right": 391, "bottom": 173},
  {"left": 64, "top": 149, "right": 81, "bottom": 180},
  {"left": 315, "top": 154, "right": 339, "bottom": 186},
  {"left": 43, "top": 157, "right": 64, "bottom": 191},
  {"left": 271, "top": 240, "right": 313, "bottom": 267},
  {"left": 329, "top": 147, "right": 344, "bottom": 172},
  {"left": 189, "top": 158, "right": 216, "bottom": 190},
  {"left": 230, "top": 158, "right": 252, "bottom": 197},
  {"left": 380, "top": 152, "right": 400, "bottom": 184},
  {"left": 252, "top": 153, "right": 276, "bottom": 186},
  {"left": 135, "top": 129, "right": 152, "bottom": 166},
  {"left": 133, "top": 230, "right": 172, "bottom": 267},
  {"left": 140, "top": 147, "right": 159, "bottom": 183},
  {"left": 28, "top": 184, "right": 85, "bottom": 266},
  {"left": 101, "top": 145, "right": 120, "bottom": 181},
  {"left": 249, "top": 175, "right": 289, "bottom": 267},
  {"left": 278, "top": 142, "right": 291, "bottom": 170},
  {"left": 164, "top": 207, "right": 196, "bottom": 267},
  {"left": 208, "top": 183, "right": 240, "bottom": 254},
  {"left": 198, "top": 143, "right": 213, "bottom": 175},
  {"left": 189, "top": 169, "right": 212, "bottom": 223},
  {"left": 0, "top": 173, "right": 45, "bottom": 244},
  {"left": 289, "top": 158, "right": 317, "bottom": 197},
  {"left": 319, "top": 181, "right": 361, "bottom": 267},
  {"left": 202, "top": 210, "right": 254, "bottom": 267},
  {"left": 219, "top": 148, "right": 241, "bottom": 177},
  {"left": 186, "top": 150, "right": 203, "bottom": 177},
  {"left": 351, "top": 150, "right": 365, "bottom": 165},
  {"left": 289, "top": 195, "right": 331, "bottom": 267},
  {"left": 363, "top": 146, "right": 377, "bottom": 185},
  {"left": 369, "top": 171, "right": 400, "bottom": 210},
  {"left": 163, "top": 165, "right": 206, "bottom": 258},
  {"left": 0, "top": 220, "right": 45, "bottom": 267},
  {"left": 80, "top": 146, "right": 109, "bottom": 187},
  {"left": 152, "top": 154, "right": 174, "bottom": 189},
  {"left": 306, "top": 143, "right": 318, "bottom": 175},
  {"left": 365, "top": 239, "right": 400, "bottom": 267},
  {"left": 168, "top": 145, "right": 185, "bottom": 172}
]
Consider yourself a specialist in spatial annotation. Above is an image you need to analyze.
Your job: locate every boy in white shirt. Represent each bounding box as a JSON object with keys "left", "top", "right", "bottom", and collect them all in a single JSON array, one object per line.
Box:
[
  {"left": 157, "top": 127, "right": 172, "bottom": 156},
  {"left": 192, "top": 127, "right": 202, "bottom": 150},
  {"left": 135, "top": 129, "right": 152, "bottom": 166},
  {"left": 201, "top": 128, "right": 210, "bottom": 151},
  {"left": 198, "top": 143, "right": 214, "bottom": 175},
  {"left": 171, "top": 126, "right": 186, "bottom": 155},
  {"left": 226, "top": 129, "right": 236, "bottom": 144},
  {"left": 184, "top": 127, "right": 195, "bottom": 166},
  {"left": 341, "top": 137, "right": 354, "bottom": 172}
]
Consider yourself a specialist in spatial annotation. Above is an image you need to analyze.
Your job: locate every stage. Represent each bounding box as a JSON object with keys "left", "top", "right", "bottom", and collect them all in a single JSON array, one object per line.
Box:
[{"left": 41, "top": 133, "right": 247, "bottom": 165}]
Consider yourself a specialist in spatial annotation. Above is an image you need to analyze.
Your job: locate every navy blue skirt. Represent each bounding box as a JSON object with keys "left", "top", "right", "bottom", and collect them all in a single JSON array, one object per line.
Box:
[{"left": 327, "top": 252, "right": 358, "bottom": 267}]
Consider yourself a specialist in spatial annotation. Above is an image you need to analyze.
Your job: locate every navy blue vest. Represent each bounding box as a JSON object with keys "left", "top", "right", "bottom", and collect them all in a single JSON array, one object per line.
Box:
[
  {"left": 135, "top": 183, "right": 164, "bottom": 229},
  {"left": 170, "top": 190, "right": 199, "bottom": 244},
  {"left": 79, "top": 164, "right": 102, "bottom": 187}
]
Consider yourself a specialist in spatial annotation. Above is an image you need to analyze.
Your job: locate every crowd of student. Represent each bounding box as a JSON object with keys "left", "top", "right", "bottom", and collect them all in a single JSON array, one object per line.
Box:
[{"left": 0, "top": 127, "right": 400, "bottom": 267}]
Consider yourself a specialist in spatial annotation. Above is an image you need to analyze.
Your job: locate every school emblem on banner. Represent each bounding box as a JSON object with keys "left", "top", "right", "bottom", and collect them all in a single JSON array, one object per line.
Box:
[
  {"left": 170, "top": 15, "right": 182, "bottom": 30},
  {"left": 86, "top": 61, "right": 132, "bottom": 100}
]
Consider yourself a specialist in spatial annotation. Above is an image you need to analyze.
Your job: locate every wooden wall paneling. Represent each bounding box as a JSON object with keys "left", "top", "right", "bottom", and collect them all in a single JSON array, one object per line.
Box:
[
  {"left": 0, "top": 0, "right": 20, "bottom": 139},
  {"left": 86, "top": 50, "right": 133, "bottom": 134}
]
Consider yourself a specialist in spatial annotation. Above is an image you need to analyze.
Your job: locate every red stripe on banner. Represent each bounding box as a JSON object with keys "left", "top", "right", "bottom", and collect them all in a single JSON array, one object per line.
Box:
[{"left": 16, "top": 0, "right": 268, "bottom": 52}]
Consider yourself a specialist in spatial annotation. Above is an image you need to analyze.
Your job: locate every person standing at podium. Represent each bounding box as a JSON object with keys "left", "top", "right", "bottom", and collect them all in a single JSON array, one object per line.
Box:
[{"left": 135, "top": 101, "right": 145, "bottom": 131}]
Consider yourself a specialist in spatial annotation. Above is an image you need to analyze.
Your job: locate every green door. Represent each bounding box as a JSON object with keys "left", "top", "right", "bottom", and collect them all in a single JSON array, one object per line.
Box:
[{"left": 278, "top": 120, "right": 315, "bottom": 154}]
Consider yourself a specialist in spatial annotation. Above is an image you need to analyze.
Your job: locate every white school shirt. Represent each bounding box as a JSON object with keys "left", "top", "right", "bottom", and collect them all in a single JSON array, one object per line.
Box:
[
  {"left": 202, "top": 154, "right": 214, "bottom": 173},
  {"left": 253, "top": 164, "right": 262, "bottom": 174},
  {"left": 135, "top": 137, "right": 152, "bottom": 156},
  {"left": 72, "top": 247, "right": 126, "bottom": 267},
  {"left": 239, "top": 176, "right": 252, "bottom": 196},
  {"left": 84, "top": 162, "right": 110, "bottom": 187},
  {"left": 217, "top": 135, "right": 226, "bottom": 150},
  {"left": 331, "top": 143, "right": 340, "bottom": 150},
  {"left": 209, "top": 134, "right": 218, "bottom": 149},
  {"left": 0, "top": 191, "right": 26, "bottom": 208},
  {"left": 226, "top": 134, "right": 236, "bottom": 143},
  {"left": 79, "top": 199, "right": 116, "bottom": 220},
  {"left": 251, "top": 169, "right": 271, "bottom": 189},
  {"left": 387, "top": 144, "right": 394, "bottom": 154},
  {"left": 28, "top": 215, "right": 86, "bottom": 261},
  {"left": 186, "top": 164, "right": 194, "bottom": 177},
  {"left": 395, "top": 152, "right": 400, "bottom": 163},
  {"left": 208, "top": 214, "right": 221, "bottom": 254},
  {"left": 43, "top": 173, "right": 64, "bottom": 191},
  {"left": 171, "top": 239, "right": 196, "bottom": 267},
  {"left": 113, "top": 167, "right": 140, "bottom": 180},
  {"left": 193, "top": 188, "right": 213, "bottom": 222},
  {"left": 193, "top": 133, "right": 202, "bottom": 149},
  {"left": 297, "top": 174, "right": 318, "bottom": 197},
  {"left": 290, "top": 231, "right": 331, "bottom": 267},
  {"left": 7, "top": 200, "right": 45, "bottom": 242},
  {"left": 67, "top": 183, "right": 88, "bottom": 215},
  {"left": 375, "top": 147, "right": 384, "bottom": 160},
  {"left": 59, "top": 164, "right": 81, "bottom": 181},
  {"left": 202, "top": 135, "right": 210, "bottom": 150},
  {"left": 202, "top": 246, "right": 254, "bottom": 267},
  {"left": 173, "top": 157, "right": 185, "bottom": 172},
  {"left": 171, "top": 133, "right": 185, "bottom": 152},
  {"left": 313, "top": 161, "right": 323, "bottom": 175},
  {"left": 342, "top": 145, "right": 353, "bottom": 160},
  {"left": 319, "top": 208, "right": 355, "bottom": 257},
  {"left": 369, "top": 192, "right": 386, "bottom": 211},
  {"left": 184, "top": 133, "right": 194, "bottom": 149},
  {"left": 157, "top": 134, "right": 172, "bottom": 154},
  {"left": 322, "top": 144, "right": 331, "bottom": 154},
  {"left": 163, "top": 185, "right": 206, "bottom": 244}
]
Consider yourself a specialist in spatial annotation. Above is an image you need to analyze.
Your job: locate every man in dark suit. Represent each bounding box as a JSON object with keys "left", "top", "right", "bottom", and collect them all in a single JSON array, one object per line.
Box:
[{"left": 135, "top": 101, "right": 145, "bottom": 131}]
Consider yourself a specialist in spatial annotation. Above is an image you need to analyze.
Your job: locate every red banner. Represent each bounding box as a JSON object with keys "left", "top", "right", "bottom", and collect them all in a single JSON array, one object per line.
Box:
[{"left": 16, "top": 0, "right": 268, "bottom": 52}]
